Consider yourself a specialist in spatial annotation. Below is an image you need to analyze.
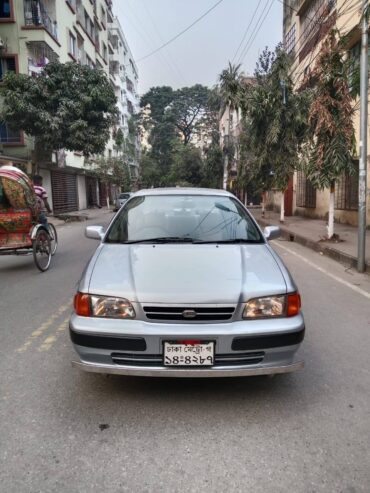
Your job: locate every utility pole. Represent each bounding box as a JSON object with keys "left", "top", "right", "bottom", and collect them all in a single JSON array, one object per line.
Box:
[{"left": 358, "top": 0, "right": 368, "bottom": 272}]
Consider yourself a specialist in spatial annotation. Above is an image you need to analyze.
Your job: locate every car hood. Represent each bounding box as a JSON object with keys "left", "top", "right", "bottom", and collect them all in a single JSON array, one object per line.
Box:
[{"left": 87, "top": 244, "right": 287, "bottom": 304}]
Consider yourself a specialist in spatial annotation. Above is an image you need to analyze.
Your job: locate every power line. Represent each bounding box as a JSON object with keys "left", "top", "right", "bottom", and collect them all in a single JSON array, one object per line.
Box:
[
  {"left": 136, "top": 0, "right": 225, "bottom": 63},
  {"left": 142, "top": 0, "right": 187, "bottom": 85},
  {"left": 231, "top": 0, "right": 263, "bottom": 63},
  {"left": 238, "top": 0, "right": 275, "bottom": 64}
]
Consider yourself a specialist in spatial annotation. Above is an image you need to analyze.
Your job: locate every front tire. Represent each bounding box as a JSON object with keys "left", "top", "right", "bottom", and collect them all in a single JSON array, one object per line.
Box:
[
  {"left": 48, "top": 223, "right": 58, "bottom": 256},
  {"left": 33, "top": 229, "right": 51, "bottom": 272}
]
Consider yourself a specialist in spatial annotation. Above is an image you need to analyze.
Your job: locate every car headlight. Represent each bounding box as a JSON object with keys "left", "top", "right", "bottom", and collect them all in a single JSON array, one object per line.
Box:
[
  {"left": 74, "top": 293, "right": 136, "bottom": 319},
  {"left": 243, "top": 293, "right": 300, "bottom": 319}
]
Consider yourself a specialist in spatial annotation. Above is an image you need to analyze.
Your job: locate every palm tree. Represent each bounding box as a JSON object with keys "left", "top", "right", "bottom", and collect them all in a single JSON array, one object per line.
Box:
[{"left": 218, "top": 62, "right": 243, "bottom": 190}]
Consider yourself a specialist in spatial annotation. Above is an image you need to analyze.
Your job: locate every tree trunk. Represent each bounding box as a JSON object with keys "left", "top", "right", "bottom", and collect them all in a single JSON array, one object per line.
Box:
[
  {"left": 280, "top": 191, "right": 285, "bottom": 223},
  {"left": 244, "top": 190, "right": 248, "bottom": 207},
  {"left": 327, "top": 183, "right": 335, "bottom": 239},
  {"left": 261, "top": 191, "right": 266, "bottom": 218},
  {"left": 223, "top": 155, "right": 228, "bottom": 190},
  {"left": 32, "top": 138, "right": 53, "bottom": 174}
]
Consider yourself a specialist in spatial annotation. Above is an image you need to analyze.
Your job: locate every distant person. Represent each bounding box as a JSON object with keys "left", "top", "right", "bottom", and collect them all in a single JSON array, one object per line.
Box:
[{"left": 32, "top": 175, "right": 52, "bottom": 227}]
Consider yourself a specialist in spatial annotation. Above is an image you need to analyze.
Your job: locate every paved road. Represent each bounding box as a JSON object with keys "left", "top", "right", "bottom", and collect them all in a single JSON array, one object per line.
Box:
[{"left": 1, "top": 215, "right": 370, "bottom": 493}]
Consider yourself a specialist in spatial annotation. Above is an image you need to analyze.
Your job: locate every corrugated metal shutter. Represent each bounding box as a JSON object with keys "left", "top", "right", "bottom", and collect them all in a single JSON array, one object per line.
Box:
[{"left": 51, "top": 170, "right": 78, "bottom": 213}]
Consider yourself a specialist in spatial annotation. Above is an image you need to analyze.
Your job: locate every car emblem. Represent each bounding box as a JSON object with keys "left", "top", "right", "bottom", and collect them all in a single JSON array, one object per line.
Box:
[{"left": 182, "top": 309, "right": 197, "bottom": 319}]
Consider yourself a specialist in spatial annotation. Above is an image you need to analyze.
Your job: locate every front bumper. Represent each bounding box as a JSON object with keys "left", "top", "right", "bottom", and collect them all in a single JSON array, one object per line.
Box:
[
  {"left": 72, "top": 359, "right": 303, "bottom": 377},
  {"left": 70, "top": 313, "right": 305, "bottom": 378}
]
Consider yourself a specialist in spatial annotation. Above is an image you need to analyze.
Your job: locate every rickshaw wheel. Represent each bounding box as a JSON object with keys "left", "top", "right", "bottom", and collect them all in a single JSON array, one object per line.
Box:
[
  {"left": 48, "top": 223, "right": 58, "bottom": 256},
  {"left": 33, "top": 228, "right": 51, "bottom": 272}
]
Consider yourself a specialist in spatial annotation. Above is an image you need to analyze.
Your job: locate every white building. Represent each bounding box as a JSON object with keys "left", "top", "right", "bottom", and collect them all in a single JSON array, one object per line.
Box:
[
  {"left": 108, "top": 16, "right": 140, "bottom": 184},
  {"left": 0, "top": 0, "right": 139, "bottom": 211}
]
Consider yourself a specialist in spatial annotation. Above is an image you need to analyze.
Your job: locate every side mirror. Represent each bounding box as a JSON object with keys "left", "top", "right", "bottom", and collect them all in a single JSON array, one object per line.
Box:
[
  {"left": 85, "top": 225, "right": 105, "bottom": 241},
  {"left": 264, "top": 225, "right": 280, "bottom": 241}
]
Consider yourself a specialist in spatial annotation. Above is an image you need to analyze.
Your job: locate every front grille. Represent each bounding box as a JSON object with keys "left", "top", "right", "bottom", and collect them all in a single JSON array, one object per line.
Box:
[
  {"left": 143, "top": 306, "right": 235, "bottom": 322},
  {"left": 111, "top": 351, "right": 264, "bottom": 368}
]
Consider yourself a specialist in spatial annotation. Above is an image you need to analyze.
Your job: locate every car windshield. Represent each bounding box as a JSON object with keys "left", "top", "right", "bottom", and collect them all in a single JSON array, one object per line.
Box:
[{"left": 106, "top": 194, "right": 264, "bottom": 244}]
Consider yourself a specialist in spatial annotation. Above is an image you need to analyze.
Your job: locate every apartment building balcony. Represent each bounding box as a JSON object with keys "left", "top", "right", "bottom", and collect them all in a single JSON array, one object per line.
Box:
[
  {"left": 109, "top": 51, "right": 120, "bottom": 64},
  {"left": 27, "top": 40, "right": 58, "bottom": 75},
  {"left": 23, "top": 0, "right": 59, "bottom": 47}
]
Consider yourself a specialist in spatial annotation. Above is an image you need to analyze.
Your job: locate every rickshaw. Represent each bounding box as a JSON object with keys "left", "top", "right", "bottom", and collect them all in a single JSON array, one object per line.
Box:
[{"left": 0, "top": 166, "right": 58, "bottom": 272}]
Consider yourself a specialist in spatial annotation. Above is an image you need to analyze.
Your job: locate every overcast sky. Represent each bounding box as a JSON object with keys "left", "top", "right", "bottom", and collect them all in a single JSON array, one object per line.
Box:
[{"left": 113, "top": 0, "right": 283, "bottom": 95}]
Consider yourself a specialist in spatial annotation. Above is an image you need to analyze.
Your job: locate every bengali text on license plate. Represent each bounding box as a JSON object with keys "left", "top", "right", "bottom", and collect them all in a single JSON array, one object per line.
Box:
[{"left": 164, "top": 342, "right": 214, "bottom": 366}]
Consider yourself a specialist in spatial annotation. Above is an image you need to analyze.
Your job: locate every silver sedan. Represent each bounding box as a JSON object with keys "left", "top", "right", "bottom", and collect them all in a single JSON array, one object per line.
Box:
[{"left": 70, "top": 188, "right": 305, "bottom": 378}]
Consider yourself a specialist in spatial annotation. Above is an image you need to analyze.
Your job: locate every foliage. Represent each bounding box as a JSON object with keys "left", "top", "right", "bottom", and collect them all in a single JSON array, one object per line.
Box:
[
  {"left": 1, "top": 62, "right": 118, "bottom": 157},
  {"left": 87, "top": 156, "right": 131, "bottom": 190},
  {"left": 139, "top": 84, "right": 220, "bottom": 187},
  {"left": 218, "top": 62, "right": 243, "bottom": 112},
  {"left": 243, "top": 45, "right": 311, "bottom": 192},
  {"left": 168, "top": 84, "right": 211, "bottom": 144},
  {"left": 305, "top": 30, "right": 356, "bottom": 189},
  {"left": 169, "top": 143, "right": 203, "bottom": 186},
  {"left": 202, "top": 144, "right": 223, "bottom": 188}
]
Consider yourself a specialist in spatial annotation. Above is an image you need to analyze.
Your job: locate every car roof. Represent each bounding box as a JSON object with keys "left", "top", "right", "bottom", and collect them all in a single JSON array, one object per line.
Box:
[{"left": 132, "top": 187, "right": 235, "bottom": 197}]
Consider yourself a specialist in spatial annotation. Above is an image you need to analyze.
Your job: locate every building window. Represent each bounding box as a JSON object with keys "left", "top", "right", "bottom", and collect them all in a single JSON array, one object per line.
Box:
[
  {"left": 0, "top": 55, "right": 16, "bottom": 81},
  {"left": 69, "top": 31, "right": 76, "bottom": 58},
  {"left": 66, "top": 0, "right": 76, "bottom": 12},
  {"left": 126, "top": 77, "right": 134, "bottom": 93},
  {"left": 296, "top": 171, "right": 316, "bottom": 208},
  {"left": 335, "top": 161, "right": 358, "bottom": 211},
  {"left": 285, "top": 24, "right": 296, "bottom": 54},
  {"left": 0, "top": 122, "right": 21, "bottom": 143},
  {"left": 300, "top": 0, "right": 336, "bottom": 41},
  {"left": 0, "top": 0, "right": 11, "bottom": 19},
  {"left": 102, "top": 42, "right": 107, "bottom": 61},
  {"left": 101, "top": 6, "right": 106, "bottom": 25},
  {"left": 86, "top": 54, "right": 94, "bottom": 69}
]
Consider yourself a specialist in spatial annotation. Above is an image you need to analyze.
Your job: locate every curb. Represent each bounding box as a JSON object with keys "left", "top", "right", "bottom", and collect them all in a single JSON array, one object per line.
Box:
[{"left": 257, "top": 217, "right": 370, "bottom": 274}]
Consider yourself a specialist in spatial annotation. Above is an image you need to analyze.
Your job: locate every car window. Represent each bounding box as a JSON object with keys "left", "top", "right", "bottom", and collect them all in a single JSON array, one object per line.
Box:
[{"left": 106, "top": 194, "right": 263, "bottom": 244}]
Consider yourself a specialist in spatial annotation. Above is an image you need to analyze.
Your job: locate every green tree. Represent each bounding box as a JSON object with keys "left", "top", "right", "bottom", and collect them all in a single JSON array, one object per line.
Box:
[
  {"left": 305, "top": 30, "right": 356, "bottom": 239},
  {"left": 86, "top": 156, "right": 131, "bottom": 206},
  {"left": 1, "top": 62, "right": 118, "bottom": 169},
  {"left": 202, "top": 144, "right": 223, "bottom": 188},
  {"left": 169, "top": 143, "right": 203, "bottom": 186},
  {"left": 245, "top": 45, "right": 310, "bottom": 221},
  {"left": 139, "top": 85, "right": 215, "bottom": 186},
  {"left": 218, "top": 62, "right": 244, "bottom": 189}
]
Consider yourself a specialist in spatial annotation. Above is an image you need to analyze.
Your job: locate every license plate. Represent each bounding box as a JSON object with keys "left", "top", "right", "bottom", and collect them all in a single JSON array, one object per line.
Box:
[{"left": 164, "top": 342, "right": 214, "bottom": 366}]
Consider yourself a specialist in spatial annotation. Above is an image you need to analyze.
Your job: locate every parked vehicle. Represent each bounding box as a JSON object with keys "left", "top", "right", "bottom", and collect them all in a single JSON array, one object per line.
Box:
[
  {"left": 0, "top": 166, "right": 58, "bottom": 272},
  {"left": 114, "top": 192, "right": 131, "bottom": 212},
  {"left": 70, "top": 188, "right": 304, "bottom": 377}
]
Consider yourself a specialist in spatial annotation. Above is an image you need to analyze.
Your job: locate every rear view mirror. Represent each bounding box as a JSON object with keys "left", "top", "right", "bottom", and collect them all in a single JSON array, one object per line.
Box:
[
  {"left": 85, "top": 225, "right": 105, "bottom": 241},
  {"left": 264, "top": 226, "right": 280, "bottom": 241}
]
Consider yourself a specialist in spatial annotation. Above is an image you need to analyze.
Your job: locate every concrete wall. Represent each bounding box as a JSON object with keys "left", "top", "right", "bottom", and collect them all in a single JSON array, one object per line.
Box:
[
  {"left": 38, "top": 168, "right": 53, "bottom": 210},
  {"left": 77, "top": 174, "right": 87, "bottom": 210}
]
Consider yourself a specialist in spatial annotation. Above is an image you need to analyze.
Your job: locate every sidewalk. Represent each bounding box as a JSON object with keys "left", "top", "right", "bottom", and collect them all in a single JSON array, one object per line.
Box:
[
  {"left": 251, "top": 208, "right": 370, "bottom": 273},
  {"left": 51, "top": 206, "right": 114, "bottom": 227}
]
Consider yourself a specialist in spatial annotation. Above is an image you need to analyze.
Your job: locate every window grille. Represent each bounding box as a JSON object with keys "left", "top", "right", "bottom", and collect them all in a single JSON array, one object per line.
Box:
[
  {"left": 285, "top": 24, "right": 296, "bottom": 54},
  {"left": 335, "top": 161, "right": 358, "bottom": 211},
  {"left": 296, "top": 171, "right": 316, "bottom": 208}
]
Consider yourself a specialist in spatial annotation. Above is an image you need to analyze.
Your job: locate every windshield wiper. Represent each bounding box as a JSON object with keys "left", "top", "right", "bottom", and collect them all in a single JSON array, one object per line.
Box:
[
  {"left": 123, "top": 236, "right": 198, "bottom": 244},
  {"left": 193, "top": 238, "right": 262, "bottom": 244}
]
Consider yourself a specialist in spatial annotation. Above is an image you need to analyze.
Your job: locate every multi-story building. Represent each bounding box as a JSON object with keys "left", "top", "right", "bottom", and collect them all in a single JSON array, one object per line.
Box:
[
  {"left": 0, "top": 0, "right": 139, "bottom": 212},
  {"left": 108, "top": 15, "right": 140, "bottom": 184},
  {"left": 280, "top": 0, "right": 370, "bottom": 226}
]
